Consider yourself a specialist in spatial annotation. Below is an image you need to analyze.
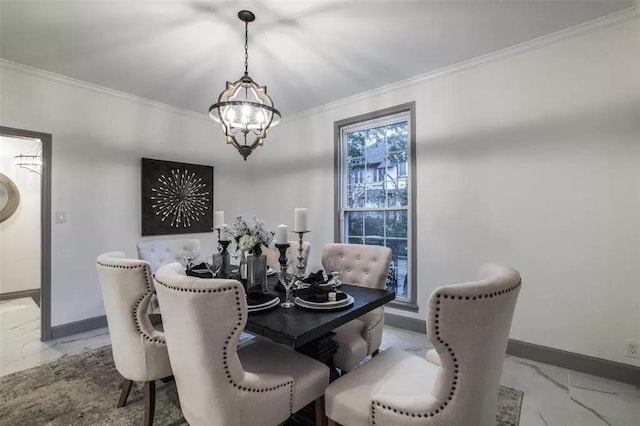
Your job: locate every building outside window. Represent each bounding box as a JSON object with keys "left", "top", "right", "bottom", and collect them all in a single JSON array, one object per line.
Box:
[{"left": 335, "top": 103, "right": 416, "bottom": 308}]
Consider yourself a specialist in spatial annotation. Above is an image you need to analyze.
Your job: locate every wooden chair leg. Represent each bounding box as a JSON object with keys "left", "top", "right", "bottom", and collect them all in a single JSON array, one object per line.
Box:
[
  {"left": 117, "top": 378, "right": 133, "bottom": 408},
  {"left": 143, "top": 380, "right": 156, "bottom": 426},
  {"left": 315, "top": 396, "right": 327, "bottom": 426},
  {"left": 371, "top": 349, "right": 380, "bottom": 357}
]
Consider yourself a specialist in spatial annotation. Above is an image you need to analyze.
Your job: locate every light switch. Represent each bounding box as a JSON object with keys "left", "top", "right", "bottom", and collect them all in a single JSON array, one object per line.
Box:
[{"left": 55, "top": 211, "right": 66, "bottom": 223}]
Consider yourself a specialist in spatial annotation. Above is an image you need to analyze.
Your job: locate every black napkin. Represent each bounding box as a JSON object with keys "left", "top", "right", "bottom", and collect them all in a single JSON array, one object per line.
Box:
[
  {"left": 301, "top": 270, "right": 330, "bottom": 285},
  {"left": 186, "top": 263, "right": 213, "bottom": 278},
  {"left": 246, "top": 291, "right": 277, "bottom": 306},
  {"left": 274, "top": 280, "right": 286, "bottom": 292},
  {"left": 296, "top": 286, "right": 347, "bottom": 303}
]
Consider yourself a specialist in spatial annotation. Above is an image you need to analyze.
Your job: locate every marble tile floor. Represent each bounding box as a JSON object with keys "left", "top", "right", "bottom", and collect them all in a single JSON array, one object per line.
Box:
[
  {"left": 381, "top": 326, "right": 640, "bottom": 426},
  {"left": 1, "top": 301, "right": 638, "bottom": 425},
  {"left": 0, "top": 298, "right": 111, "bottom": 377}
]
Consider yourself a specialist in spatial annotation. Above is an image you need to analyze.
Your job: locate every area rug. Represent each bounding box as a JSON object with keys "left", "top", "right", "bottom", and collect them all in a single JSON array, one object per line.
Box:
[{"left": 0, "top": 346, "right": 523, "bottom": 425}]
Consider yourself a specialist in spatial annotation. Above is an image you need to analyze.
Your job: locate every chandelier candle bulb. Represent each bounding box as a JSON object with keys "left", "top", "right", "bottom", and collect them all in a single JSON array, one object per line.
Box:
[
  {"left": 275, "top": 224, "right": 289, "bottom": 245},
  {"left": 294, "top": 208, "right": 308, "bottom": 232},
  {"left": 214, "top": 211, "right": 224, "bottom": 229}
]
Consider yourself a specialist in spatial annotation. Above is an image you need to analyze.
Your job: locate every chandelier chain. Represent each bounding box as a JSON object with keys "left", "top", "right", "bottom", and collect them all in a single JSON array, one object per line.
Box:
[{"left": 244, "top": 20, "right": 249, "bottom": 76}]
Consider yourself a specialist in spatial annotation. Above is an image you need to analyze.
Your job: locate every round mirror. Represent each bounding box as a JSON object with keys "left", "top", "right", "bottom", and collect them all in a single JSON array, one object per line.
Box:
[{"left": 0, "top": 173, "right": 20, "bottom": 223}]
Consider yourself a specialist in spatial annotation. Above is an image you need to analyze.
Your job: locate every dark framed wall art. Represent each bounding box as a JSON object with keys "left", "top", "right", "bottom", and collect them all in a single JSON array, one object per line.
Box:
[{"left": 141, "top": 158, "right": 214, "bottom": 236}]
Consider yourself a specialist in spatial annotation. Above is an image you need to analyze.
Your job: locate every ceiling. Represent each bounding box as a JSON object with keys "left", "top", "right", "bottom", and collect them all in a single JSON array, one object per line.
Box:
[{"left": 0, "top": 0, "right": 633, "bottom": 116}]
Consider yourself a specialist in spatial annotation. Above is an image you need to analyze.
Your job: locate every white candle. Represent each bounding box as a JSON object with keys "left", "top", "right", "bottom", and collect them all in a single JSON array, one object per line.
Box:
[
  {"left": 294, "top": 208, "right": 308, "bottom": 232},
  {"left": 275, "top": 224, "right": 288, "bottom": 245},
  {"left": 214, "top": 211, "right": 224, "bottom": 229},
  {"left": 220, "top": 224, "right": 229, "bottom": 241}
]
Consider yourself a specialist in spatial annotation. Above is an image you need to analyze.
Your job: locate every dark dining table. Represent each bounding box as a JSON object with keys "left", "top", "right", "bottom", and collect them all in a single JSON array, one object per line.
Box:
[{"left": 245, "top": 275, "right": 395, "bottom": 381}]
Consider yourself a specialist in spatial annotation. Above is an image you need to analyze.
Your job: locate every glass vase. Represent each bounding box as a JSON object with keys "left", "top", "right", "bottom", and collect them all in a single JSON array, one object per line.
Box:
[{"left": 246, "top": 253, "right": 268, "bottom": 293}]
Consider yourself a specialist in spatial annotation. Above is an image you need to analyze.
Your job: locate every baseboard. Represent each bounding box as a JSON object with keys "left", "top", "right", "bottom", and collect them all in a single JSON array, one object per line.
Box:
[
  {"left": 0, "top": 289, "right": 40, "bottom": 306},
  {"left": 385, "top": 312, "right": 426, "bottom": 334},
  {"left": 50, "top": 315, "right": 107, "bottom": 340},
  {"left": 507, "top": 339, "right": 640, "bottom": 386},
  {"left": 385, "top": 313, "right": 640, "bottom": 386}
]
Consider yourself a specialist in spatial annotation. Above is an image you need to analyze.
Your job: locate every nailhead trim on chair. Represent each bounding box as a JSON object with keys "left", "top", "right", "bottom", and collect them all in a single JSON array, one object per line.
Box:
[
  {"left": 370, "top": 280, "right": 522, "bottom": 424},
  {"left": 154, "top": 278, "right": 296, "bottom": 414},
  {"left": 96, "top": 261, "right": 167, "bottom": 345}
]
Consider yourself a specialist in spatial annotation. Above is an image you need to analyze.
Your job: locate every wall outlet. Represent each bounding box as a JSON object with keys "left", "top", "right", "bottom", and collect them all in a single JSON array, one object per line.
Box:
[{"left": 625, "top": 339, "right": 640, "bottom": 359}]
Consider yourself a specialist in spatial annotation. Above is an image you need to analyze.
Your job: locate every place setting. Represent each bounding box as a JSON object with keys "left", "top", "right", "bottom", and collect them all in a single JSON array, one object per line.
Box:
[
  {"left": 246, "top": 290, "right": 280, "bottom": 313},
  {"left": 274, "top": 261, "right": 353, "bottom": 311}
]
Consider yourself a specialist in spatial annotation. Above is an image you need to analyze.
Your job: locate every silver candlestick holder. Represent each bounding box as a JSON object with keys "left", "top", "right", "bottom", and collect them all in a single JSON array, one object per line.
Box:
[{"left": 291, "top": 231, "right": 309, "bottom": 279}]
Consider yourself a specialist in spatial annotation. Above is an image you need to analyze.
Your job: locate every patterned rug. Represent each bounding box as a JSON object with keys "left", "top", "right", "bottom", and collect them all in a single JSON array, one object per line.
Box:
[{"left": 0, "top": 346, "right": 523, "bottom": 425}]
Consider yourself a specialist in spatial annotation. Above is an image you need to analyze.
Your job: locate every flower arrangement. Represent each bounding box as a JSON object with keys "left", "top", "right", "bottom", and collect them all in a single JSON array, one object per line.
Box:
[{"left": 231, "top": 216, "right": 274, "bottom": 256}]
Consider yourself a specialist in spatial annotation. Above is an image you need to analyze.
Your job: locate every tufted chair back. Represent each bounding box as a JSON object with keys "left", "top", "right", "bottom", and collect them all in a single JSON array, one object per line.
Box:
[
  {"left": 321, "top": 244, "right": 392, "bottom": 367},
  {"left": 376, "top": 264, "right": 521, "bottom": 425},
  {"left": 96, "top": 252, "right": 171, "bottom": 382},
  {"left": 266, "top": 240, "right": 311, "bottom": 272},
  {"left": 321, "top": 243, "right": 392, "bottom": 289},
  {"left": 136, "top": 239, "right": 200, "bottom": 273},
  {"left": 324, "top": 264, "right": 522, "bottom": 425},
  {"left": 154, "top": 263, "right": 293, "bottom": 425}
]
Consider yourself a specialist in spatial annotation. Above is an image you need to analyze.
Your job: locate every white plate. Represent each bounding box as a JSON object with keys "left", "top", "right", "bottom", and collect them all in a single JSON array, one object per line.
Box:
[
  {"left": 294, "top": 294, "right": 354, "bottom": 310},
  {"left": 295, "top": 292, "right": 351, "bottom": 307},
  {"left": 248, "top": 298, "right": 279, "bottom": 312},
  {"left": 247, "top": 295, "right": 279, "bottom": 309},
  {"left": 267, "top": 267, "right": 277, "bottom": 276}
]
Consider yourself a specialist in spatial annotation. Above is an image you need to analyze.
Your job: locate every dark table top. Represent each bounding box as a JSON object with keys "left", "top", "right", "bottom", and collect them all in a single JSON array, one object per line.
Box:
[{"left": 245, "top": 276, "right": 395, "bottom": 348}]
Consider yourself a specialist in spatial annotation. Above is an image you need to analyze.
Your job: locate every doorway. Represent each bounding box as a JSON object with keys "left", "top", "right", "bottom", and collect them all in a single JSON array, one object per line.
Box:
[{"left": 0, "top": 126, "right": 52, "bottom": 342}]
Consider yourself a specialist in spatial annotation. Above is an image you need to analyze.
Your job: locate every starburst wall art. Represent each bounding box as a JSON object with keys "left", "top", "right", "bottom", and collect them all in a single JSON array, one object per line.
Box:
[{"left": 141, "top": 158, "right": 214, "bottom": 236}]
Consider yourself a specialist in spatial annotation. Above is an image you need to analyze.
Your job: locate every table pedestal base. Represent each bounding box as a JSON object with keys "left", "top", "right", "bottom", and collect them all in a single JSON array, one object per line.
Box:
[{"left": 287, "top": 332, "right": 339, "bottom": 425}]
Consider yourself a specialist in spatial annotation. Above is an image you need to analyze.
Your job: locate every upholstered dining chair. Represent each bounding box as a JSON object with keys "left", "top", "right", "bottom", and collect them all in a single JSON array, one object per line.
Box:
[
  {"left": 154, "top": 262, "right": 330, "bottom": 426},
  {"left": 266, "top": 240, "right": 311, "bottom": 272},
  {"left": 324, "top": 263, "right": 522, "bottom": 426},
  {"left": 321, "top": 243, "right": 392, "bottom": 373},
  {"left": 136, "top": 239, "right": 200, "bottom": 274},
  {"left": 96, "top": 252, "right": 172, "bottom": 426}
]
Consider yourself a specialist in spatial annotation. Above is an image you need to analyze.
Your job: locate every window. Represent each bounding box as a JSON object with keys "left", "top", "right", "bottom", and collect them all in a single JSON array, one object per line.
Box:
[
  {"left": 373, "top": 168, "right": 385, "bottom": 183},
  {"left": 334, "top": 103, "right": 416, "bottom": 309}
]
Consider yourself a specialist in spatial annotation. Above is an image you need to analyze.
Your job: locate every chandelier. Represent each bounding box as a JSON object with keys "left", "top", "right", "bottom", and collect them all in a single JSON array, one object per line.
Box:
[
  {"left": 14, "top": 141, "right": 42, "bottom": 175},
  {"left": 208, "top": 10, "right": 281, "bottom": 161}
]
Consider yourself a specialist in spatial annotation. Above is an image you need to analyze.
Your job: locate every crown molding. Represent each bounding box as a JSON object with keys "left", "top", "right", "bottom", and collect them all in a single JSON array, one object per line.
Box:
[
  {"left": 284, "top": 4, "right": 640, "bottom": 123},
  {"left": 0, "top": 59, "right": 211, "bottom": 122}
]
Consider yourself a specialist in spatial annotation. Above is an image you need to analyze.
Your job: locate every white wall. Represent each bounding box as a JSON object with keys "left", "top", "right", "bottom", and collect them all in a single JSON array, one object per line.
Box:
[
  {"left": 0, "top": 63, "right": 263, "bottom": 326},
  {"left": 241, "top": 17, "right": 640, "bottom": 366},
  {"left": 0, "top": 136, "right": 41, "bottom": 294},
  {"left": 1, "top": 14, "right": 638, "bottom": 367}
]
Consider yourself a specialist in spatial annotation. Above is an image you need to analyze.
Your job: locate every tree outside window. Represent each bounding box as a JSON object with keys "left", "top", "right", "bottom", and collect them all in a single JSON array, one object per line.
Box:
[{"left": 340, "top": 116, "right": 412, "bottom": 301}]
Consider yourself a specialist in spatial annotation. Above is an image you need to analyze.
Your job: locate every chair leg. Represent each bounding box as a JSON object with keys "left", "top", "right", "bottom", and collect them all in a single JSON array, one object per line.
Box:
[
  {"left": 117, "top": 378, "right": 133, "bottom": 408},
  {"left": 371, "top": 349, "right": 380, "bottom": 357},
  {"left": 315, "top": 396, "right": 327, "bottom": 426},
  {"left": 143, "top": 380, "right": 156, "bottom": 426}
]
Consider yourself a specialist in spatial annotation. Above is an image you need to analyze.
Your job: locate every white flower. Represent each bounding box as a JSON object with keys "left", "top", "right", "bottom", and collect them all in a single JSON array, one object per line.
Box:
[{"left": 231, "top": 215, "right": 275, "bottom": 254}]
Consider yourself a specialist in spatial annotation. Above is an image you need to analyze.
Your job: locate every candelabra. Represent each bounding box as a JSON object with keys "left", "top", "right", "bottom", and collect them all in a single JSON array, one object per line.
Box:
[
  {"left": 218, "top": 240, "right": 231, "bottom": 278},
  {"left": 215, "top": 228, "right": 222, "bottom": 252},
  {"left": 292, "top": 231, "right": 309, "bottom": 279},
  {"left": 275, "top": 243, "right": 290, "bottom": 269}
]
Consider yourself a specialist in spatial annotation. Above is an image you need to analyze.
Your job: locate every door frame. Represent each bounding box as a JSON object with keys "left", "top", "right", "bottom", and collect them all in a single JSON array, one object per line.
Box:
[{"left": 1, "top": 126, "right": 53, "bottom": 341}]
